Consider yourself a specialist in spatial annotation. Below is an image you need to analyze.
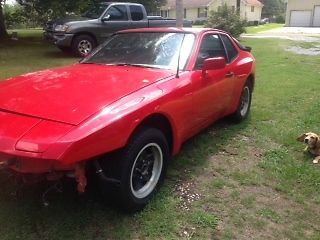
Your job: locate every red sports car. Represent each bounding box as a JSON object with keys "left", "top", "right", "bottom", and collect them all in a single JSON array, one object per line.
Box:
[{"left": 0, "top": 28, "right": 255, "bottom": 211}]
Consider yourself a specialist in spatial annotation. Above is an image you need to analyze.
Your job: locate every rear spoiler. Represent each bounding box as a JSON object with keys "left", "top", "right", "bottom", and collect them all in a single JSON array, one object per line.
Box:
[
  {"left": 241, "top": 46, "right": 252, "bottom": 52},
  {"left": 232, "top": 37, "right": 252, "bottom": 52}
]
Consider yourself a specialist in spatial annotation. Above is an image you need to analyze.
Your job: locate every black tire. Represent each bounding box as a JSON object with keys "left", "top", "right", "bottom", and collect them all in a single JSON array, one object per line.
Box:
[
  {"left": 231, "top": 80, "right": 253, "bottom": 122},
  {"left": 71, "top": 34, "right": 96, "bottom": 57},
  {"left": 97, "top": 128, "right": 170, "bottom": 213}
]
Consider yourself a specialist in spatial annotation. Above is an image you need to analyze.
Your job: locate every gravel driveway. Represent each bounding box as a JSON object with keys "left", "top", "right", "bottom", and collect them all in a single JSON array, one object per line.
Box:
[{"left": 243, "top": 27, "right": 320, "bottom": 42}]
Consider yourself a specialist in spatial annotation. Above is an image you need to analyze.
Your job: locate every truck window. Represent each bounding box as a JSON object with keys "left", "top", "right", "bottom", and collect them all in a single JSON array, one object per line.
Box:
[
  {"left": 105, "top": 5, "right": 128, "bottom": 21},
  {"left": 130, "top": 5, "right": 144, "bottom": 21},
  {"left": 82, "top": 3, "right": 110, "bottom": 19},
  {"left": 196, "top": 34, "right": 226, "bottom": 69}
]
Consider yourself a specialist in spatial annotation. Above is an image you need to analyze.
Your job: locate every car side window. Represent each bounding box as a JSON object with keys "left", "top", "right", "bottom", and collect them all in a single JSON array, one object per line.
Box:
[
  {"left": 220, "top": 34, "right": 238, "bottom": 62},
  {"left": 130, "top": 5, "right": 144, "bottom": 21},
  {"left": 195, "top": 34, "right": 226, "bottom": 69},
  {"left": 105, "top": 5, "right": 128, "bottom": 21}
]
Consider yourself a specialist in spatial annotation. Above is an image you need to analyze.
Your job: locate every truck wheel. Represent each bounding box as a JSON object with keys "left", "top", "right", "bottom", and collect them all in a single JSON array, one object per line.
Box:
[
  {"left": 99, "top": 128, "right": 169, "bottom": 212},
  {"left": 231, "top": 80, "right": 252, "bottom": 122},
  {"left": 72, "top": 34, "right": 96, "bottom": 57}
]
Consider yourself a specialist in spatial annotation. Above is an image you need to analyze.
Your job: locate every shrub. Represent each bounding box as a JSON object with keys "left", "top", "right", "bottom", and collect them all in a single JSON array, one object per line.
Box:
[
  {"left": 205, "top": 4, "right": 247, "bottom": 38},
  {"left": 275, "top": 14, "right": 285, "bottom": 23}
]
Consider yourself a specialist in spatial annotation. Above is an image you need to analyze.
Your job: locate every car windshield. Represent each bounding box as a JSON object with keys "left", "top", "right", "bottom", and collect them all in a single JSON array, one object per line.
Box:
[
  {"left": 81, "top": 32, "right": 195, "bottom": 70},
  {"left": 82, "top": 3, "right": 109, "bottom": 19}
]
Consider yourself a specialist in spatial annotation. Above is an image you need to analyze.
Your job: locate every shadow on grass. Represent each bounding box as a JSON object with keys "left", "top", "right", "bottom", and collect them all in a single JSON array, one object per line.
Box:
[
  {"left": 169, "top": 116, "right": 251, "bottom": 177},
  {"left": 42, "top": 50, "right": 79, "bottom": 59},
  {"left": 0, "top": 116, "right": 250, "bottom": 239}
]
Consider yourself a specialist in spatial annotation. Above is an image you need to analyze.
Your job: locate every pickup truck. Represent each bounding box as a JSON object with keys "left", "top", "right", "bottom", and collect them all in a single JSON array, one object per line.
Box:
[{"left": 44, "top": 2, "right": 192, "bottom": 56}]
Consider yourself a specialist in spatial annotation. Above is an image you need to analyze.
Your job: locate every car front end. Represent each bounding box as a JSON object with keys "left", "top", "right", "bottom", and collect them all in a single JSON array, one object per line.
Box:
[{"left": 43, "top": 20, "right": 75, "bottom": 47}]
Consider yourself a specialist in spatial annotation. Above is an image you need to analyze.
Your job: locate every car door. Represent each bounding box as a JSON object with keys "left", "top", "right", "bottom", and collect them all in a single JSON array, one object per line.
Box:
[
  {"left": 191, "top": 33, "right": 235, "bottom": 127},
  {"left": 99, "top": 5, "right": 130, "bottom": 40}
]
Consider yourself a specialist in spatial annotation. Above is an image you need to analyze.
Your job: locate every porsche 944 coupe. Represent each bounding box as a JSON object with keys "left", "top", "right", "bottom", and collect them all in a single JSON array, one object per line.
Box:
[{"left": 0, "top": 28, "right": 255, "bottom": 211}]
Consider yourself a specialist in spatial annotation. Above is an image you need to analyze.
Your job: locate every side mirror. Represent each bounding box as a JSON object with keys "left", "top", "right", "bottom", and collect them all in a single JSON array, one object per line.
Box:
[
  {"left": 202, "top": 57, "right": 226, "bottom": 78},
  {"left": 102, "top": 14, "right": 110, "bottom": 21}
]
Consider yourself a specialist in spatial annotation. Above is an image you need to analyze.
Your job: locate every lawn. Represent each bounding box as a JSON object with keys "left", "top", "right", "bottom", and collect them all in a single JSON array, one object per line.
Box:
[
  {"left": 0, "top": 29, "right": 320, "bottom": 239},
  {"left": 245, "top": 23, "right": 284, "bottom": 34},
  {"left": 0, "top": 29, "right": 77, "bottom": 80}
]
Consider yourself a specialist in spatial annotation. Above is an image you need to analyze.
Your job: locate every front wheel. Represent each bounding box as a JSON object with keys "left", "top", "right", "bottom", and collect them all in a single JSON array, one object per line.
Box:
[
  {"left": 98, "top": 128, "right": 170, "bottom": 212},
  {"left": 231, "top": 81, "right": 252, "bottom": 122},
  {"left": 71, "top": 34, "right": 96, "bottom": 57}
]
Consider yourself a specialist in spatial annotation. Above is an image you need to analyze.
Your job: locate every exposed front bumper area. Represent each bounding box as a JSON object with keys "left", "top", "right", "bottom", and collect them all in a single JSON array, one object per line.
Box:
[
  {"left": 0, "top": 160, "right": 8, "bottom": 170},
  {"left": 43, "top": 31, "right": 74, "bottom": 47},
  {"left": 0, "top": 153, "right": 87, "bottom": 193},
  {"left": 0, "top": 151, "right": 75, "bottom": 174}
]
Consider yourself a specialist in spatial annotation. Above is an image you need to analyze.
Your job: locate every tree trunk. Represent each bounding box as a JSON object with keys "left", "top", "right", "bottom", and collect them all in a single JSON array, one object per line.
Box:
[
  {"left": 0, "top": 2, "right": 8, "bottom": 39},
  {"left": 176, "top": 0, "right": 183, "bottom": 27},
  {"left": 236, "top": 0, "right": 240, "bottom": 15}
]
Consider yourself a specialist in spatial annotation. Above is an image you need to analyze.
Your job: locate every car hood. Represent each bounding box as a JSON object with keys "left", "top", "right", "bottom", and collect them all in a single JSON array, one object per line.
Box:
[
  {"left": 48, "top": 16, "right": 91, "bottom": 25},
  {"left": 0, "top": 64, "right": 174, "bottom": 125}
]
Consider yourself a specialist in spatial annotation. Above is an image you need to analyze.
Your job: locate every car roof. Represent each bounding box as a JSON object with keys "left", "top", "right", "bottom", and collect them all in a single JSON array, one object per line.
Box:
[{"left": 118, "top": 27, "right": 229, "bottom": 36}]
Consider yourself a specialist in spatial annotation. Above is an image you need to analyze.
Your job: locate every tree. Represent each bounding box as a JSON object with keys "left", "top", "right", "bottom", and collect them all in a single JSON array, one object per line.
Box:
[
  {"left": 0, "top": 0, "right": 167, "bottom": 39},
  {"left": 16, "top": 0, "right": 166, "bottom": 20},
  {"left": 205, "top": 4, "right": 246, "bottom": 38},
  {"left": 0, "top": 0, "right": 9, "bottom": 39},
  {"left": 260, "top": 0, "right": 286, "bottom": 18},
  {"left": 176, "top": 0, "right": 183, "bottom": 27},
  {"left": 5, "top": 5, "right": 24, "bottom": 27},
  {"left": 17, "top": 0, "right": 89, "bottom": 20}
]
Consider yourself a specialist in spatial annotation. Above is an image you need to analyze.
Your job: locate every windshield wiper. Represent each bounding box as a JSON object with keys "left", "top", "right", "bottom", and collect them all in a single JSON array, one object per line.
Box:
[
  {"left": 81, "top": 62, "right": 105, "bottom": 65},
  {"left": 113, "top": 63, "right": 145, "bottom": 67},
  {"left": 109, "top": 63, "right": 164, "bottom": 69}
]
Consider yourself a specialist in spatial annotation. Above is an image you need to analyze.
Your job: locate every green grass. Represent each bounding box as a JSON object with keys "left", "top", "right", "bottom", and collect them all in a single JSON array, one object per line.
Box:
[
  {"left": 0, "top": 29, "right": 77, "bottom": 80},
  {"left": 1, "top": 29, "right": 320, "bottom": 239},
  {"left": 245, "top": 23, "right": 284, "bottom": 34}
]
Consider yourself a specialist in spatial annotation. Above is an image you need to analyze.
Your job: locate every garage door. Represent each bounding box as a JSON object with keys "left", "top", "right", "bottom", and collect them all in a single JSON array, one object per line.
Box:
[
  {"left": 290, "top": 11, "right": 312, "bottom": 27},
  {"left": 314, "top": 6, "right": 320, "bottom": 27}
]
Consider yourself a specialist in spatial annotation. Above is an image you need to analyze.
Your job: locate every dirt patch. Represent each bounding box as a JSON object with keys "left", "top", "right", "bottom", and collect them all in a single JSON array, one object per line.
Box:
[
  {"left": 176, "top": 134, "right": 319, "bottom": 239},
  {"left": 242, "top": 34, "right": 320, "bottom": 42},
  {"left": 286, "top": 46, "right": 320, "bottom": 56},
  {"left": 174, "top": 180, "right": 202, "bottom": 211}
]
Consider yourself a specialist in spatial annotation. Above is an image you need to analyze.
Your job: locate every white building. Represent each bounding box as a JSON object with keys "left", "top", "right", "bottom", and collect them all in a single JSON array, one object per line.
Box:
[
  {"left": 285, "top": 0, "right": 320, "bottom": 27},
  {"left": 160, "top": 0, "right": 263, "bottom": 23}
]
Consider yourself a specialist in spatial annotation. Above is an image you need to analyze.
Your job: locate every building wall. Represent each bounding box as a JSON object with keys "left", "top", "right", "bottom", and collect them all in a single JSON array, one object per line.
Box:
[
  {"left": 169, "top": 9, "right": 176, "bottom": 18},
  {"left": 244, "top": 4, "right": 263, "bottom": 21},
  {"left": 209, "top": 0, "right": 237, "bottom": 12},
  {"left": 285, "top": 0, "right": 320, "bottom": 26},
  {"left": 185, "top": 8, "right": 201, "bottom": 21},
  {"left": 208, "top": 0, "right": 262, "bottom": 21},
  {"left": 161, "top": 0, "right": 262, "bottom": 22},
  {"left": 162, "top": 8, "right": 207, "bottom": 21}
]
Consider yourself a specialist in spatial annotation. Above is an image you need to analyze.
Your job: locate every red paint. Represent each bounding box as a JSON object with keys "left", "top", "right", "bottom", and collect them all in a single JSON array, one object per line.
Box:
[{"left": 0, "top": 28, "right": 255, "bottom": 174}]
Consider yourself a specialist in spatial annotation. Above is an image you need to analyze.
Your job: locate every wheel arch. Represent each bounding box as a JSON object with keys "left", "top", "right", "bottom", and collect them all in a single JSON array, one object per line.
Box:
[
  {"left": 247, "top": 73, "right": 255, "bottom": 91},
  {"left": 128, "top": 113, "right": 176, "bottom": 155},
  {"left": 72, "top": 32, "right": 98, "bottom": 46}
]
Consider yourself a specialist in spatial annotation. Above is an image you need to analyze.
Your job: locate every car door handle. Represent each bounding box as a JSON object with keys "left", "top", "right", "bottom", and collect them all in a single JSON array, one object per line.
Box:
[{"left": 225, "top": 72, "right": 234, "bottom": 78}]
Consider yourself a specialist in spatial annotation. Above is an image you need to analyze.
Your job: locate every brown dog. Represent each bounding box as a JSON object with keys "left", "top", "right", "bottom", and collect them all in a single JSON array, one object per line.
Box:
[{"left": 297, "top": 132, "right": 320, "bottom": 164}]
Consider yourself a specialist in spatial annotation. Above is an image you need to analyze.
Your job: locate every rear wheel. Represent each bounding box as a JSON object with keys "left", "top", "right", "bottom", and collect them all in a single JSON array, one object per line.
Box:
[
  {"left": 98, "top": 128, "right": 169, "bottom": 212},
  {"left": 231, "top": 80, "right": 252, "bottom": 122}
]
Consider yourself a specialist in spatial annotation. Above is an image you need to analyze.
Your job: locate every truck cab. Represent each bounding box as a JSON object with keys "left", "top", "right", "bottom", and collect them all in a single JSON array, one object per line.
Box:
[{"left": 44, "top": 2, "right": 192, "bottom": 57}]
